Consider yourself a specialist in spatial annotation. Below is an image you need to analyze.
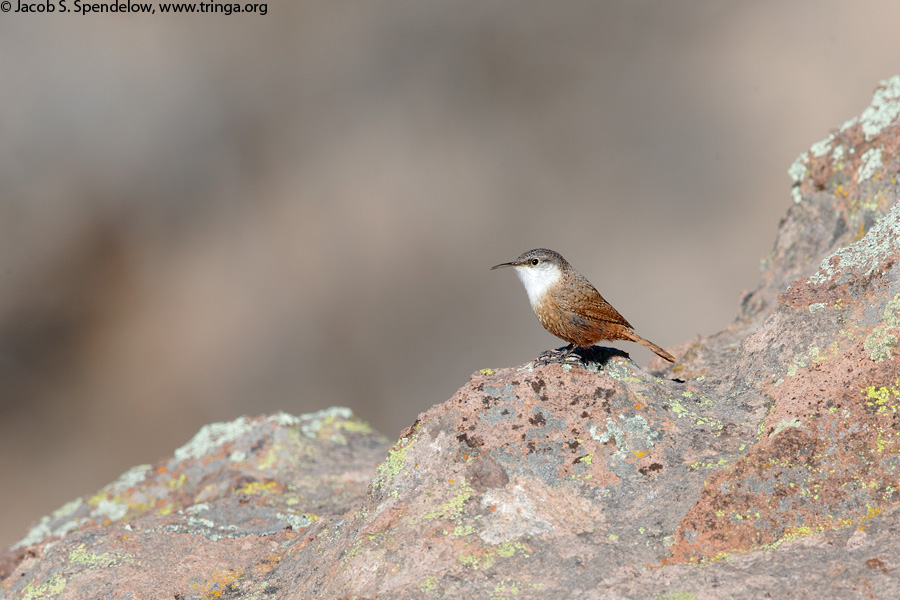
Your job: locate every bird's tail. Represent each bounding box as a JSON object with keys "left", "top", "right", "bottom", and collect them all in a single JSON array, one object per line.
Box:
[{"left": 622, "top": 329, "right": 675, "bottom": 363}]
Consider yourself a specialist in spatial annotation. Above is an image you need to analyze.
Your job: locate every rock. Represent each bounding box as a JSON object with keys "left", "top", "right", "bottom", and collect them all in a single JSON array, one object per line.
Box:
[
  {"left": 0, "top": 409, "right": 390, "bottom": 599},
  {"left": 4, "top": 77, "right": 900, "bottom": 599}
]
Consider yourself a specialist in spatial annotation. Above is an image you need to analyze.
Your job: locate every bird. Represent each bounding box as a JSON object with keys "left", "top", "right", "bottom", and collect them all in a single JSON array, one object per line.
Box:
[{"left": 492, "top": 248, "right": 675, "bottom": 363}]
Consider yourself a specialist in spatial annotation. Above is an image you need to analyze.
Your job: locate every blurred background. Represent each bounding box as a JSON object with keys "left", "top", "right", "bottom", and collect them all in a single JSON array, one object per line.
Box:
[{"left": 2, "top": 0, "right": 900, "bottom": 548}]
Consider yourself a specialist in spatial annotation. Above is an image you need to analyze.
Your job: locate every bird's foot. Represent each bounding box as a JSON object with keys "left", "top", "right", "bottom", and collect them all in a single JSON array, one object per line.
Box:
[{"left": 536, "top": 344, "right": 582, "bottom": 364}]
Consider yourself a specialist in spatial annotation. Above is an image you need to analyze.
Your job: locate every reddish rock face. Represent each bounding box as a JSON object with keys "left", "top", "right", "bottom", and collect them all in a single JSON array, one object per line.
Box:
[{"left": 4, "top": 78, "right": 900, "bottom": 599}]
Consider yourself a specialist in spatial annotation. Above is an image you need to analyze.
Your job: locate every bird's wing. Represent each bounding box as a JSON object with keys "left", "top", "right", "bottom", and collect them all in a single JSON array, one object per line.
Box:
[{"left": 555, "top": 273, "right": 633, "bottom": 329}]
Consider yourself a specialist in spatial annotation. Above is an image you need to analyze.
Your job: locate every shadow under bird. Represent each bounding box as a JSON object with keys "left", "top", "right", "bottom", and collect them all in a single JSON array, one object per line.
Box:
[{"left": 492, "top": 248, "right": 675, "bottom": 363}]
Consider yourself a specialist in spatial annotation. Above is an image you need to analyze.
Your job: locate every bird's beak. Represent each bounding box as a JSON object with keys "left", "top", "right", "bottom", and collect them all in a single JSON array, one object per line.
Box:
[{"left": 491, "top": 261, "right": 519, "bottom": 270}]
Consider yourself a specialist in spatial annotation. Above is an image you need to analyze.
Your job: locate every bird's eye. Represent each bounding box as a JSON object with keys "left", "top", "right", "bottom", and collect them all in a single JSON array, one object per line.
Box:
[{"left": 531, "top": 258, "right": 539, "bottom": 265}]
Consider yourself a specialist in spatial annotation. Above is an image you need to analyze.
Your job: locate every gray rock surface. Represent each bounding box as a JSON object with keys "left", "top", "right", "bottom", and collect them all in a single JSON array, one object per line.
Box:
[{"left": 3, "top": 77, "right": 900, "bottom": 599}]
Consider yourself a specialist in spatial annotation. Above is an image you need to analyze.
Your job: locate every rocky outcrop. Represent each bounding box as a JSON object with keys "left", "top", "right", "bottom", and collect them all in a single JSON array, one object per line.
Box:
[{"left": 3, "top": 77, "right": 900, "bottom": 600}]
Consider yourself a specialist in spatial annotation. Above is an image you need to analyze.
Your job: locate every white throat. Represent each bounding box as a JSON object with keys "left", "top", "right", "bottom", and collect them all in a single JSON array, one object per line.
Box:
[{"left": 513, "top": 264, "right": 562, "bottom": 308}]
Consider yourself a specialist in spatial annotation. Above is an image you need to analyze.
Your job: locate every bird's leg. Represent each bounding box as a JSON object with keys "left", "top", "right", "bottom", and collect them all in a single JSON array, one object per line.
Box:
[{"left": 561, "top": 344, "right": 582, "bottom": 362}]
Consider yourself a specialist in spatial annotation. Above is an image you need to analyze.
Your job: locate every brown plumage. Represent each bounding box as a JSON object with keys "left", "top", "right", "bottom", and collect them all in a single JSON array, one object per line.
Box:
[{"left": 492, "top": 248, "right": 675, "bottom": 363}]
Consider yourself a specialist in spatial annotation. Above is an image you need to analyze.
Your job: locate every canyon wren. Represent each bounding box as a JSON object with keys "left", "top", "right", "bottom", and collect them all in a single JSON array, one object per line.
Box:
[{"left": 492, "top": 248, "right": 675, "bottom": 363}]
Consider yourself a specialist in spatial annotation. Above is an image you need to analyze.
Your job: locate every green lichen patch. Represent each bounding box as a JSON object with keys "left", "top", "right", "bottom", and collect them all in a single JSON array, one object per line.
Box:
[
  {"left": 451, "top": 524, "right": 477, "bottom": 536},
  {"left": 86, "top": 491, "right": 156, "bottom": 525},
  {"left": 174, "top": 417, "right": 261, "bottom": 461},
  {"left": 689, "top": 458, "right": 730, "bottom": 470},
  {"left": 299, "top": 407, "right": 373, "bottom": 443},
  {"left": 864, "top": 382, "right": 900, "bottom": 415},
  {"left": 458, "top": 540, "right": 530, "bottom": 571},
  {"left": 664, "top": 394, "right": 723, "bottom": 430},
  {"left": 423, "top": 483, "right": 474, "bottom": 521},
  {"left": 856, "top": 75, "right": 900, "bottom": 140},
  {"left": 489, "top": 578, "right": 542, "bottom": 600},
  {"left": 589, "top": 414, "right": 662, "bottom": 458},
  {"left": 770, "top": 418, "right": 802, "bottom": 437},
  {"left": 857, "top": 146, "right": 884, "bottom": 182},
  {"left": 13, "top": 498, "right": 84, "bottom": 550},
  {"left": 276, "top": 511, "right": 318, "bottom": 530},
  {"left": 864, "top": 292, "right": 900, "bottom": 363},
  {"left": 809, "top": 199, "right": 900, "bottom": 287},
  {"left": 69, "top": 542, "right": 139, "bottom": 569},
  {"left": 778, "top": 345, "right": 833, "bottom": 383},
  {"left": 236, "top": 480, "right": 281, "bottom": 496},
  {"left": 419, "top": 575, "right": 440, "bottom": 597},
  {"left": 373, "top": 437, "right": 416, "bottom": 489},
  {"left": 18, "top": 573, "right": 67, "bottom": 600}
]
